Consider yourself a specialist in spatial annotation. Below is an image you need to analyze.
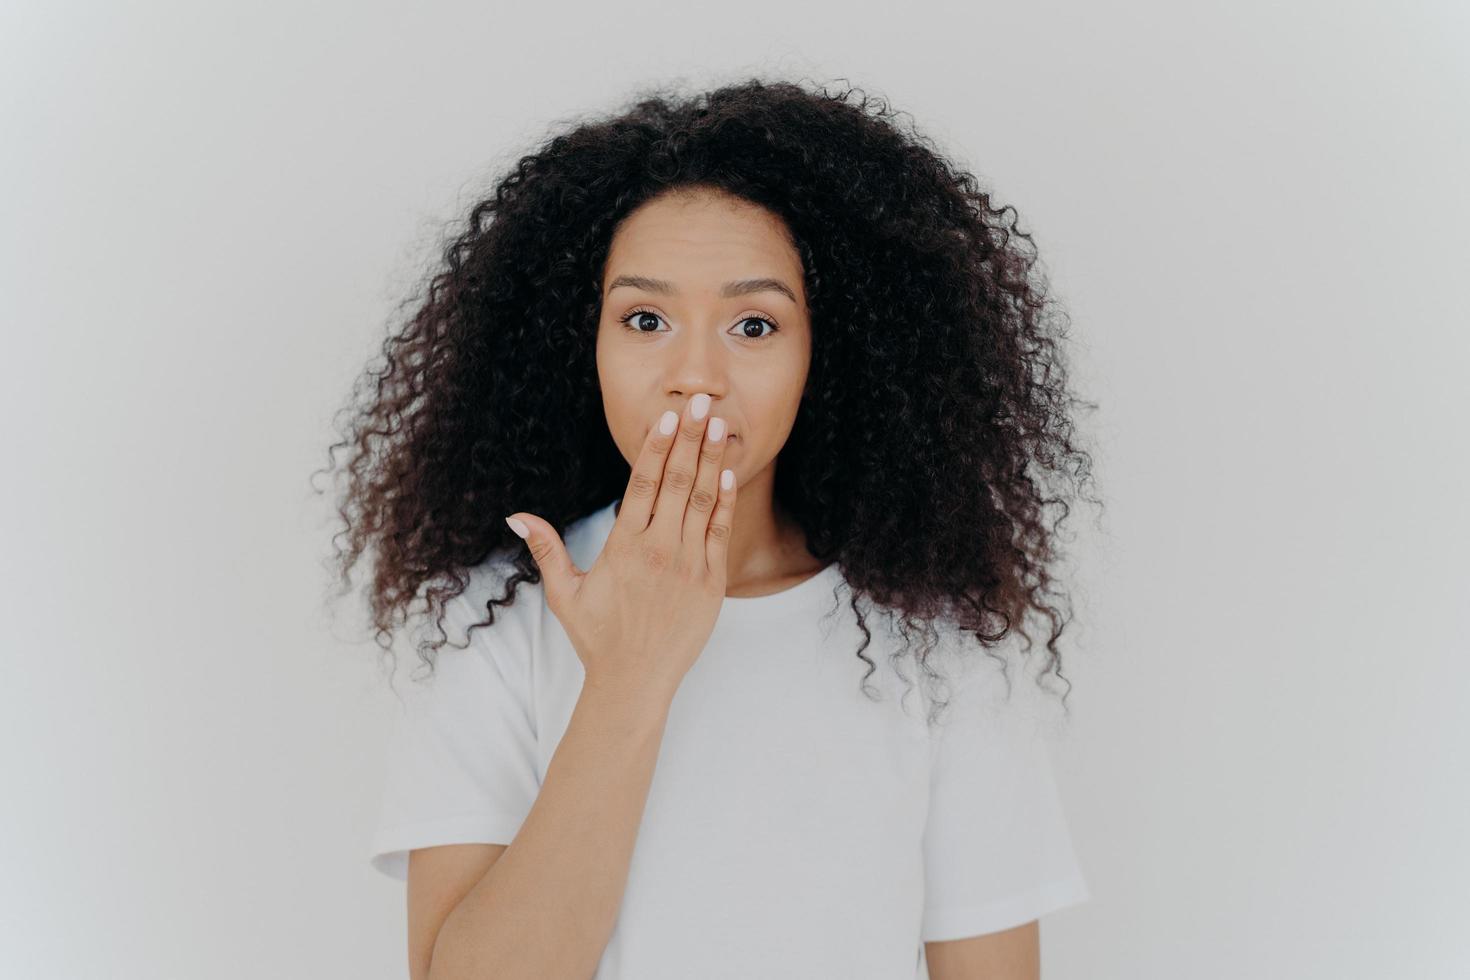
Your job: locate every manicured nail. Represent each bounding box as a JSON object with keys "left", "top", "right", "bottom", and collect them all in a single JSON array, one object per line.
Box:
[
  {"left": 691, "top": 393, "right": 711, "bottom": 420},
  {"left": 505, "top": 517, "right": 529, "bottom": 539},
  {"left": 659, "top": 410, "right": 678, "bottom": 435},
  {"left": 707, "top": 417, "right": 725, "bottom": 442},
  {"left": 721, "top": 469, "right": 734, "bottom": 490}
]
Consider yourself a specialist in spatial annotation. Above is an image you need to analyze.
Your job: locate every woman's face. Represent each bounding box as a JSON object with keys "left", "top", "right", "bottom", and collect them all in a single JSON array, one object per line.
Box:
[{"left": 596, "top": 189, "right": 812, "bottom": 490}]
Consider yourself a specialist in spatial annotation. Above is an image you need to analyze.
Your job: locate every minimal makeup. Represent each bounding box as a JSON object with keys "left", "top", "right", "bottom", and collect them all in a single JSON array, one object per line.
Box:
[{"left": 594, "top": 187, "right": 812, "bottom": 494}]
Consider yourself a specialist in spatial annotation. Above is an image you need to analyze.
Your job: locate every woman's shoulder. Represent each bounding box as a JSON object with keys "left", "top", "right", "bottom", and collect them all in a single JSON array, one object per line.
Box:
[
  {"left": 450, "top": 545, "right": 544, "bottom": 630},
  {"left": 445, "top": 500, "right": 613, "bottom": 639}
]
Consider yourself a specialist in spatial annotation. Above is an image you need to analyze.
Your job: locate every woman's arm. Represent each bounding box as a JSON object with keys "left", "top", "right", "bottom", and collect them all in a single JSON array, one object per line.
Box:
[
  {"left": 925, "top": 919, "right": 1040, "bottom": 980},
  {"left": 423, "top": 678, "right": 674, "bottom": 980}
]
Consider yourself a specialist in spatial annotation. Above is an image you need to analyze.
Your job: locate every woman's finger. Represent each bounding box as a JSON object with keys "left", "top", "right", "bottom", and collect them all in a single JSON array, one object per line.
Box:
[
  {"left": 682, "top": 413, "right": 728, "bottom": 545},
  {"left": 650, "top": 393, "right": 710, "bottom": 539},
  {"left": 705, "top": 465, "right": 736, "bottom": 574},
  {"left": 614, "top": 407, "right": 680, "bottom": 535}
]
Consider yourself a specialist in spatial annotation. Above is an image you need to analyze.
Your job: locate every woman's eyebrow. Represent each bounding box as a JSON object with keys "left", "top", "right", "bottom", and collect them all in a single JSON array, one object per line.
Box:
[{"left": 606, "top": 274, "right": 798, "bottom": 305}]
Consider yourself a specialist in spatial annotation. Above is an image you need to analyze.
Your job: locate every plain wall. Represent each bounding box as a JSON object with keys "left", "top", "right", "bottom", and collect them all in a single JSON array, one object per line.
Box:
[{"left": 3, "top": 0, "right": 1467, "bottom": 976}]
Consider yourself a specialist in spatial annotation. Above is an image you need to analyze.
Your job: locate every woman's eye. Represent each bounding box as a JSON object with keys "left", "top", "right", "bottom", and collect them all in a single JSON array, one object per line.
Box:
[
  {"left": 621, "top": 309, "right": 665, "bottom": 334},
  {"left": 732, "top": 316, "right": 779, "bottom": 340},
  {"left": 616, "top": 308, "right": 780, "bottom": 341}
]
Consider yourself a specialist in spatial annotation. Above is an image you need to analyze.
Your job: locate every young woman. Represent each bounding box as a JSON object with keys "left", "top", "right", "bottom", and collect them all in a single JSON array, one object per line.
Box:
[{"left": 320, "top": 77, "right": 1100, "bottom": 980}]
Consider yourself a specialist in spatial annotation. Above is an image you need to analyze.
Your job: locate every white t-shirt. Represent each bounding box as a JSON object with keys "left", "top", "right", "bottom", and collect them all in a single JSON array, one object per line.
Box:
[{"left": 369, "top": 498, "right": 1090, "bottom": 978}]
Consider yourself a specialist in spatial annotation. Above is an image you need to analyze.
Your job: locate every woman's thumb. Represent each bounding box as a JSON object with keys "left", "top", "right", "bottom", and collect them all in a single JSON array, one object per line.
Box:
[{"left": 505, "top": 514, "right": 575, "bottom": 606}]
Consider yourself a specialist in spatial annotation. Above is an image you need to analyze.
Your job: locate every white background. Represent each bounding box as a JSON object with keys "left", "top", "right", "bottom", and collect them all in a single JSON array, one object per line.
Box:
[{"left": 3, "top": 1, "right": 1467, "bottom": 977}]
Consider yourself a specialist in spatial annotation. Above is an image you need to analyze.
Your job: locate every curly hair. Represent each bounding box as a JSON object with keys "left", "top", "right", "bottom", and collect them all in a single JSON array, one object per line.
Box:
[{"left": 313, "top": 76, "right": 1102, "bottom": 725}]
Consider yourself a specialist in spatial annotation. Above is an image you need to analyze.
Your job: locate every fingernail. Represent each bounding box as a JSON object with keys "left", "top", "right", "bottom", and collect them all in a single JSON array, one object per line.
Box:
[
  {"left": 505, "top": 516, "right": 529, "bottom": 539},
  {"left": 721, "top": 469, "right": 734, "bottom": 490},
  {"left": 691, "top": 393, "right": 711, "bottom": 420},
  {"left": 707, "top": 417, "right": 725, "bottom": 442},
  {"left": 659, "top": 410, "right": 678, "bottom": 435}
]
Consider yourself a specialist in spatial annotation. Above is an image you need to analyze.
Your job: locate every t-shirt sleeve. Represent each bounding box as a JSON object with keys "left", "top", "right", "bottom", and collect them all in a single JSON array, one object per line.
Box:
[
  {"left": 367, "top": 573, "right": 542, "bottom": 882},
  {"left": 920, "top": 652, "right": 1091, "bottom": 942}
]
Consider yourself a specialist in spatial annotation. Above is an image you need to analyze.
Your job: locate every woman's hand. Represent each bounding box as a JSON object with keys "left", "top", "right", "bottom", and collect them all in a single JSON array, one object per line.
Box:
[{"left": 504, "top": 392, "right": 736, "bottom": 701}]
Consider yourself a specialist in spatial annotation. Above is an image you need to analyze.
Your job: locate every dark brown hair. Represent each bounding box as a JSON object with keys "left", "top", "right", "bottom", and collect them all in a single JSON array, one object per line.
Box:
[{"left": 313, "top": 77, "right": 1103, "bottom": 724}]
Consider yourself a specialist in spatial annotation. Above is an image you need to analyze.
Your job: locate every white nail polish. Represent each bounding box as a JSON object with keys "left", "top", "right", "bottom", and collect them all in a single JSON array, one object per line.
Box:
[{"left": 691, "top": 393, "right": 711, "bottom": 420}]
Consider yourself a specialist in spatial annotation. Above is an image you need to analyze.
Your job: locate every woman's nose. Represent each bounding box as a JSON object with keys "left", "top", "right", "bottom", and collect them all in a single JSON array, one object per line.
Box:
[{"left": 664, "top": 331, "right": 728, "bottom": 398}]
